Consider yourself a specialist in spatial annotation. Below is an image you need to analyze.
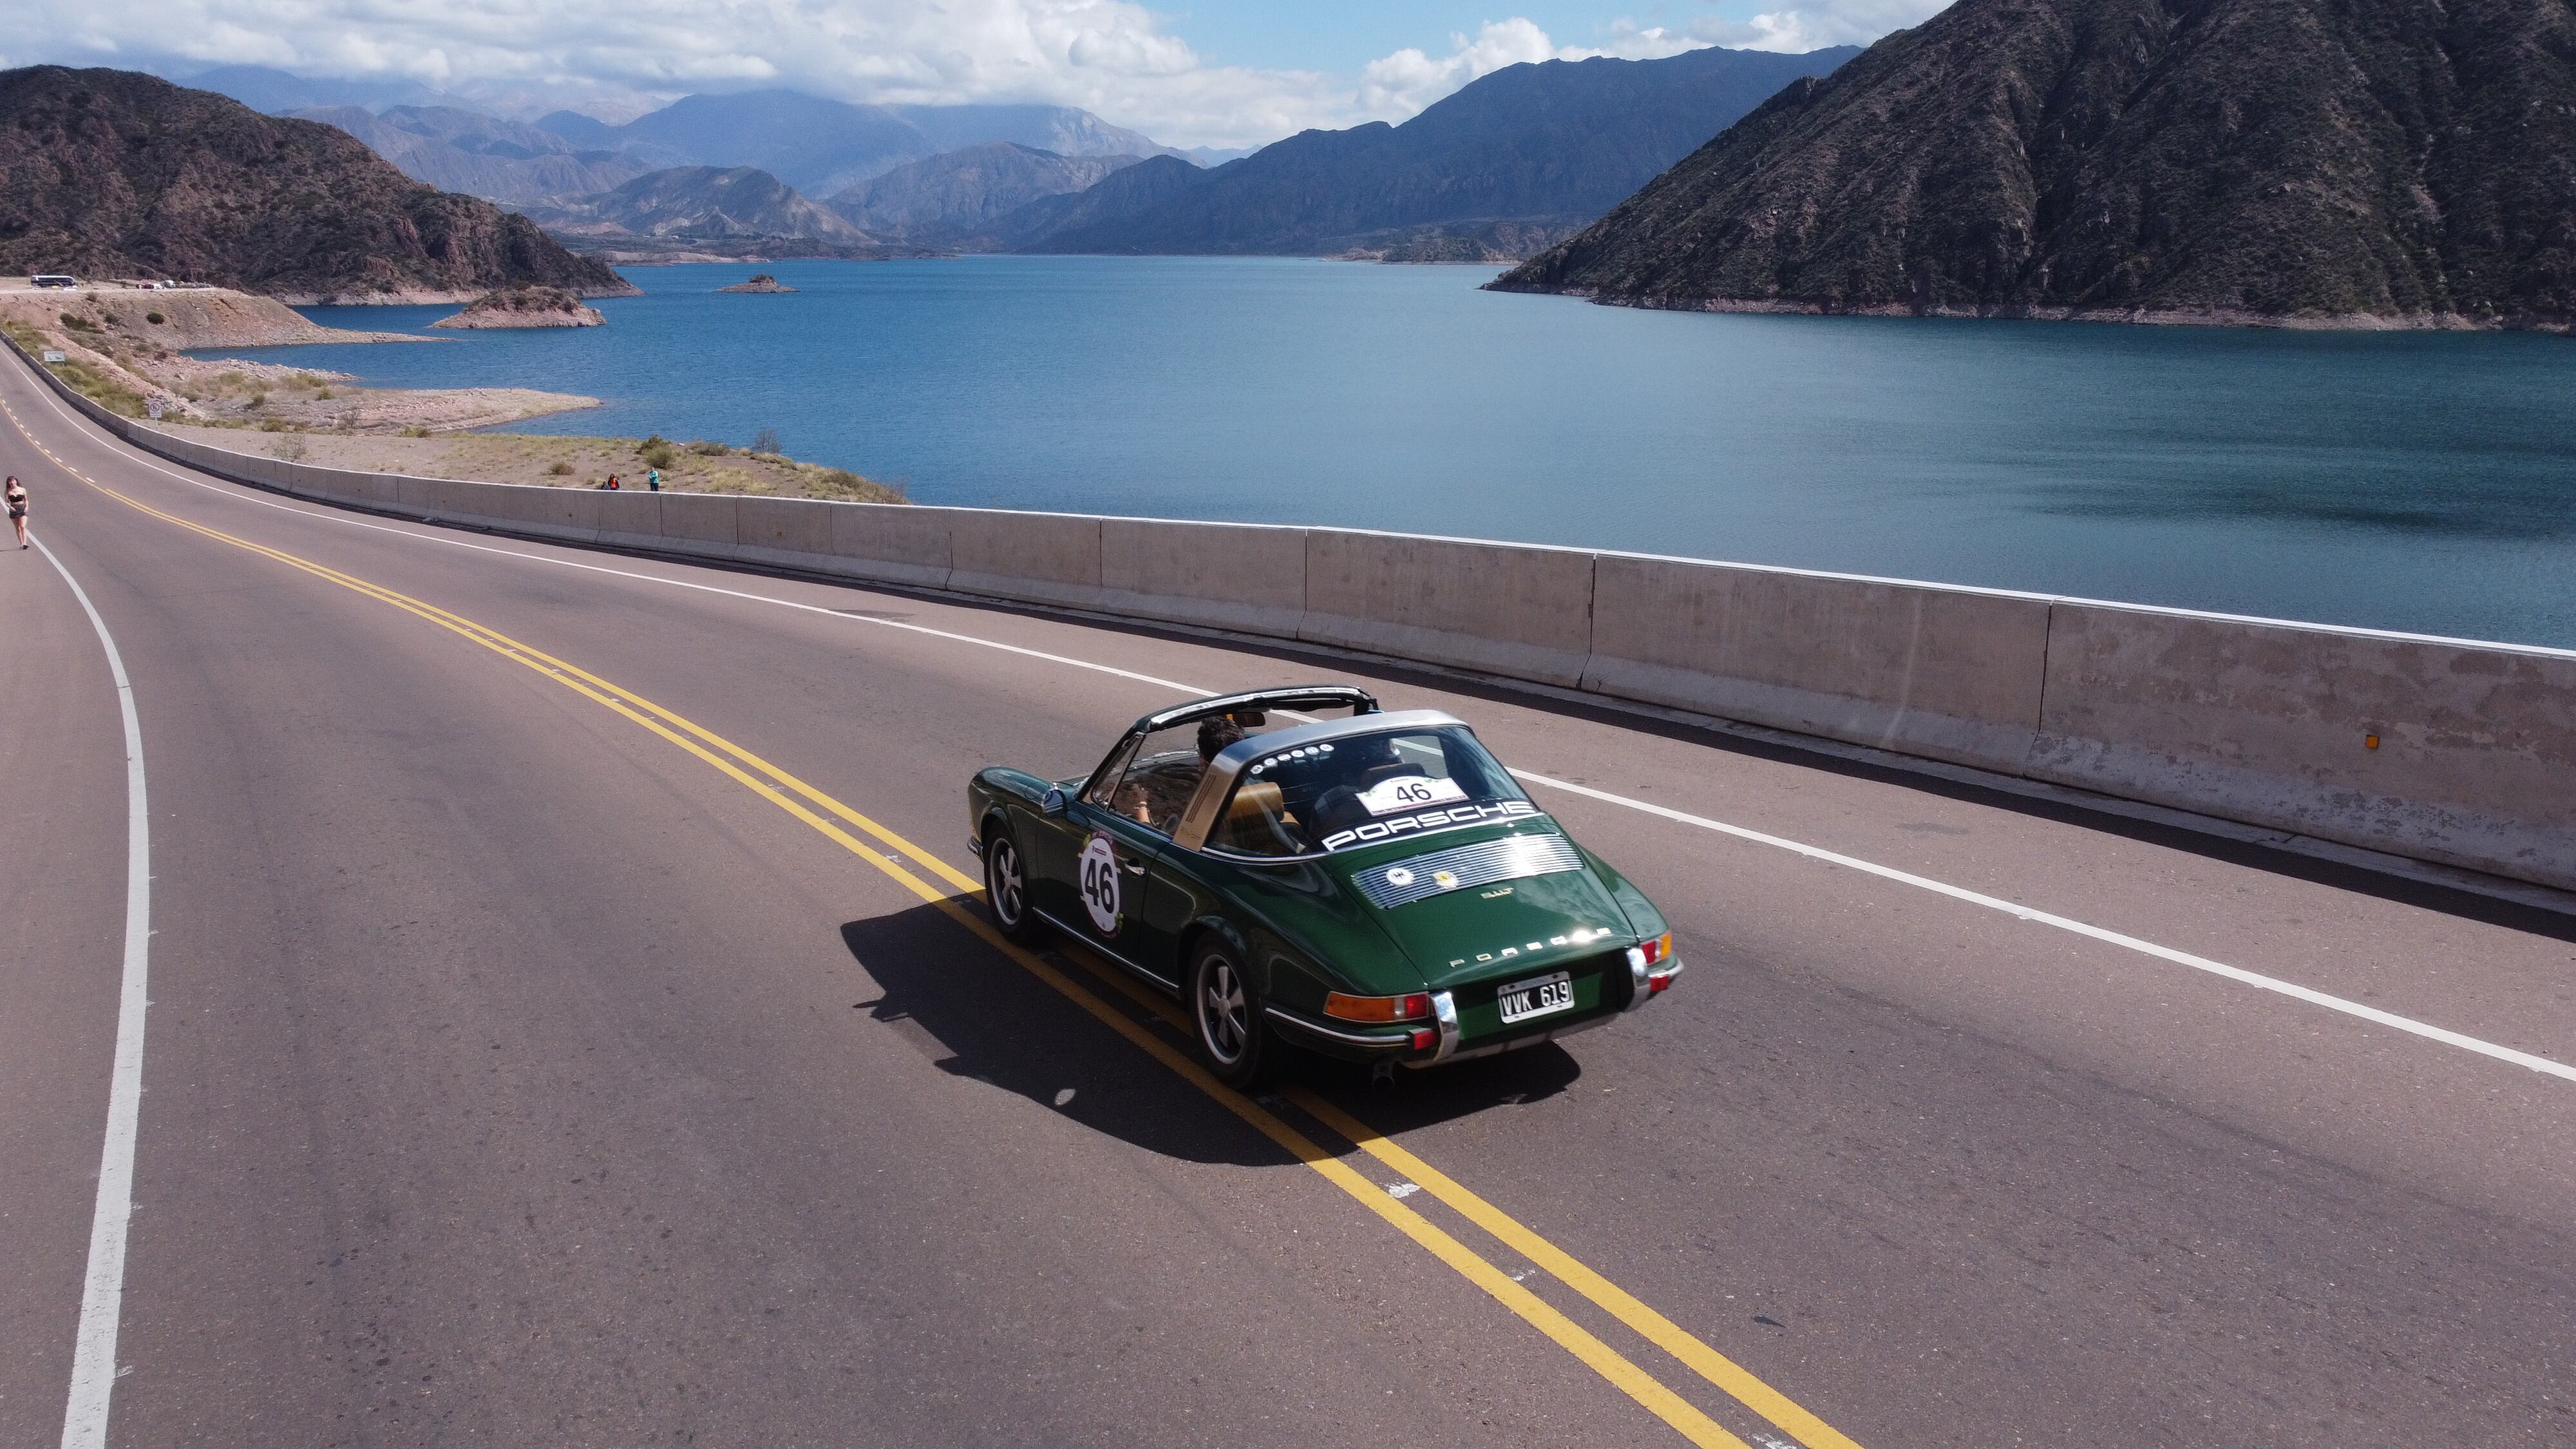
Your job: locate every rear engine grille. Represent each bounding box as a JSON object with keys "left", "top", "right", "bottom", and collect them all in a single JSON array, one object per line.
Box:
[{"left": 1354, "top": 832, "right": 1584, "bottom": 909}]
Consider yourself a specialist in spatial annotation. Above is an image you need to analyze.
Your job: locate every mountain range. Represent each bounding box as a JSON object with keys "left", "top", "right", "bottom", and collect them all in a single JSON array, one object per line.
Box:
[
  {"left": 1019, "top": 44, "right": 1857, "bottom": 256},
  {"left": 0, "top": 67, "right": 630, "bottom": 301},
  {"left": 520, "top": 91, "right": 1173, "bottom": 197},
  {"left": 831, "top": 143, "right": 1143, "bottom": 242},
  {"left": 525, "top": 166, "right": 872, "bottom": 243},
  {"left": 1496, "top": 0, "right": 2576, "bottom": 325},
  {"left": 292, "top": 104, "right": 674, "bottom": 204}
]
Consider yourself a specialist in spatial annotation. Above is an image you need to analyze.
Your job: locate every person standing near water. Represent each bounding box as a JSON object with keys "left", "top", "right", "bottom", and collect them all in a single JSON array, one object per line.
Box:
[
  {"left": 647, "top": 468, "right": 660, "bottom": 493},
  {"left": 6, "top": 475, "right": 27, "bottom": 549}
]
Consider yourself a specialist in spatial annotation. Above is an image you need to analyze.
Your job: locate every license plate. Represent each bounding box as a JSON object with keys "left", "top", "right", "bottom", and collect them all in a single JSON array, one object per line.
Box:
[{"left": 1495, "top": 971, "right": 1574, "bottom": 1025}]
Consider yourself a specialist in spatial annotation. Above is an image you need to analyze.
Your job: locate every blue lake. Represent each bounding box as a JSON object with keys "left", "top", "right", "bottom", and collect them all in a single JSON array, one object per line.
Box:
[{"left": 220, "top": 256, "right": 2576, "bottom": 647}]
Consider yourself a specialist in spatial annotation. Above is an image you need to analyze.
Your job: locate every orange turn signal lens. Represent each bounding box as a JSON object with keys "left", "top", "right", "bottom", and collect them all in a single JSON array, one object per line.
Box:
[
  {"left": 1638, "top": 932, "right": 1672, "bottom": 967},
  {"left": 1325, "top": 991, "right": 1434, "bottom": 1023}
]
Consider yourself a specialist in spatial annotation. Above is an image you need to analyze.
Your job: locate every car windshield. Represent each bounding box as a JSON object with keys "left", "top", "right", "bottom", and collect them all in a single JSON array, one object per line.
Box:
[{"left": 1208, "top": 726, "right": 1533, "bottom": 856}]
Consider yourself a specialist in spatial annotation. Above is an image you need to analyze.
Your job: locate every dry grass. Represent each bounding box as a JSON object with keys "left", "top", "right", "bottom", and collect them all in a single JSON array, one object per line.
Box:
[{"left": 147, "top": 423, "right": 908, "bottom": 504}]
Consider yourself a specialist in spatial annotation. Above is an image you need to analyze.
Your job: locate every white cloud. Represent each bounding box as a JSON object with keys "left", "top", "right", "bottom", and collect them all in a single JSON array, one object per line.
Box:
[
  {"left": 1680, "top": 0, "right": 1954, "bottom": 53},
  {"left": 1355, "top": 18, "right": 1734, "bottom": 119},
  {"left": 12, "top": 3, "right": 1935, "bottom": 147}
]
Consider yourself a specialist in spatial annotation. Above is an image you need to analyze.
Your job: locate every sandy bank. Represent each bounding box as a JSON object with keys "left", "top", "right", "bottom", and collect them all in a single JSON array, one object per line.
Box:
[
  {"left": 0, "top": 283, "right": 415, "bottom": 347},
  {"left": 145, "top": 424, "right": 905, "bottom": 504}
]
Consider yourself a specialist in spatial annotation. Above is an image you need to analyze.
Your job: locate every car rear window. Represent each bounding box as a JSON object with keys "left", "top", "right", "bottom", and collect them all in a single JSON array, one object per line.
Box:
[{"left": 1208, "top": 726, "right": 1533, "bottom": 857}]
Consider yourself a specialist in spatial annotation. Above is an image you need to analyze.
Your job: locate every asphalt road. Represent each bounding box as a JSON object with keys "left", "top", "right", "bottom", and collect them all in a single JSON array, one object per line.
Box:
[{"left": 4, "top": 350, "right": 2572, "bottom": 1449}]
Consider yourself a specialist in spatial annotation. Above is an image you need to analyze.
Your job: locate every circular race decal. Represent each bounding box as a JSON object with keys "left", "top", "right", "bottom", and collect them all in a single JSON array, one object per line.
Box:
[
  {"left": 1385, "top": 867, "right": 1416, "bottom": 886},
  {"left": 1077, "top": 833, "right": 1122, "bottom": 936}
]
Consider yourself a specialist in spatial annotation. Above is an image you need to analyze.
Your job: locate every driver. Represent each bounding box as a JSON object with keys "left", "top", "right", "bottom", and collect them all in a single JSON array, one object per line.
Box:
[{"left": 1123, "top": 714, "right": 1249, "bottom": 831}]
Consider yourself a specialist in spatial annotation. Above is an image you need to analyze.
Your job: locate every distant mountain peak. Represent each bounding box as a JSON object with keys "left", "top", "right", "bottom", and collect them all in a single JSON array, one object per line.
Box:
[{"left": 1015, "top": 43, "right": 1859, "bottom": 258}]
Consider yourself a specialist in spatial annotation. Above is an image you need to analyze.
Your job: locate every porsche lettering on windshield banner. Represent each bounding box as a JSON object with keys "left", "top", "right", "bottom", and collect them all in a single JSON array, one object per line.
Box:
[{"left": 1321, "top": 798, "right": 1539, "bottom": 851}]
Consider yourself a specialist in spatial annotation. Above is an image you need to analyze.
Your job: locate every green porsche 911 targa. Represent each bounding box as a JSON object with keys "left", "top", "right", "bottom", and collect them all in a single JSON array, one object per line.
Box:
[{"left": 967, "top": 686, "right": 1681, "bottom": 1086}]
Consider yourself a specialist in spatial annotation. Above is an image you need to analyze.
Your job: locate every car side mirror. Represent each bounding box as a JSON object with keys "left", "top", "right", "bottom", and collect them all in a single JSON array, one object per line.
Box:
[{"left": 1041, "top": 786, "right": 1066, "bottom": 816}]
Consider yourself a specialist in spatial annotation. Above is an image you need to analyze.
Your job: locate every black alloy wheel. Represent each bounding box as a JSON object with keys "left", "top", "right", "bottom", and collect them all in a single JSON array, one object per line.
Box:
[
  {"left": 983, "top": 825, "right": 1046, "bottom": 945},
  {"left": 1190, "top": 938, "right": 1272, "bottom": 1090}
]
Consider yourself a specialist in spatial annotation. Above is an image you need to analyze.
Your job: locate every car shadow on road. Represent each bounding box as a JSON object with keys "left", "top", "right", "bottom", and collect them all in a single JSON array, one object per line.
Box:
[
  {"left": 840, "top": 905, "right": 1310, "bottom": 1168},
  {"left": 839, "top": 903, "right": 1589, "bottom": 1164}
]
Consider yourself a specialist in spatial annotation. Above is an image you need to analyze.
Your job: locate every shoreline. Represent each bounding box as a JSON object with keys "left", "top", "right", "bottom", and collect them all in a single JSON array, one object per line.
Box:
[{"left": 1482, "top": 283, "right": 2576, "bottom": 333}]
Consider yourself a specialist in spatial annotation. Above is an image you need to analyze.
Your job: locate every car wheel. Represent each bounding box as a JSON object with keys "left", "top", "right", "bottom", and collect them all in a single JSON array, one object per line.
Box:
[
  {"left": 1189, "top": 938, "right": 1273, "bottom": 1090},
  {"left": 983, "top": 824, "right": 1046, "bottom": 945}
]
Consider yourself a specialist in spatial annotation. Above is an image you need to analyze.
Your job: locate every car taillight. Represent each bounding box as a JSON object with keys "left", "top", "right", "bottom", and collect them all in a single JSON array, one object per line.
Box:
[
  {"left": 1325, "top": 992, "right": 1434, "bottom": 1023},
  {"left": 1640, "top": 931, "right": 1672, "bottom": 967}
]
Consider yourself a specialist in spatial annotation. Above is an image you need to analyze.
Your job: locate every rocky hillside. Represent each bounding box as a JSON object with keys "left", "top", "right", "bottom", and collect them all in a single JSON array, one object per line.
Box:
[
  {"left": 296, "top": 104, "right": 667, "bottom": 204},
  {"left": 831, "top": 143, "right": 1142, "bottom": 241},
  {"left": 0, "top": 67, "right": 634, "bottom": 301},
  {"left": 1021, "top": 44, "right": 1857, "bottom": 256},
  {"left": 525, "top": 166, "right": 869, "bottom": 242},
  {"left": 1495, "top": 0, "right": 2576, "bottom": 326}
]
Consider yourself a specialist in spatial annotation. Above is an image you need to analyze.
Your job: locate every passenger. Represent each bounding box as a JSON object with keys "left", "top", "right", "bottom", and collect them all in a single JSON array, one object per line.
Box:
[
  {"left": 1197, "top": 715, "right": 1244, "bottom": 764},
  {"left": 1307, "top": 735, "right": 1404, "bottom": 839}
]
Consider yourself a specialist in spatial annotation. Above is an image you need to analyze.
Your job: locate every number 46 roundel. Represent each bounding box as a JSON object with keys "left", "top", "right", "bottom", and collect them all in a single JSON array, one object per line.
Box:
[{"left": 1078, "top": 833, "right": 1122, "bottom": 936}]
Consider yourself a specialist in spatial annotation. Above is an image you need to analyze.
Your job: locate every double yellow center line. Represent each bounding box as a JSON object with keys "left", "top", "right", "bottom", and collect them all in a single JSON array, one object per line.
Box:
[{"left": 8, "top": 392, "right": 1864, "bottom": 1449}]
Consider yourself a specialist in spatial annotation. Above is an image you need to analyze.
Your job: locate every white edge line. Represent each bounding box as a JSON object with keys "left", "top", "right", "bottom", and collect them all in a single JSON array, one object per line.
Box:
[
  {"left": 17, "top": 378, "right": 2571, "bottom": 1089},
  {"left": 34, "top": 537, "right": 151, "bottom": 1449},
  {"left": 1510, "top": 768, "right": 2575, "bottom": 1084}
]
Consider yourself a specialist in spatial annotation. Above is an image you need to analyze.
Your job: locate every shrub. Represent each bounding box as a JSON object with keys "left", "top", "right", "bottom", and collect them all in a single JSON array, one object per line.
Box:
[
  {"left": 548, "top": 460, "right": 574, "bottom": 475},
  {"left": 404, "top": 425, "right": 433, "bottom": 437},
  {"left": 52, "top": 360, "right": 146, "bottom": 415},
  {"left": 145, "top": 311, "right": 165, "bottom": 325},
  {"left": 752, "top": 426, "right": 781, "bottom": 455},
  {"left": 245, "top": 392, "right": 265, "bottom": 407},
  {"left": 259, "top": 417, "right": 289, "bottom": 431},
  {"left": 60, "top": 312, "right": 98, "bottom": 331},
  {"left": 688, "top": 438, "right": 727, "bottom": 455},
  {"left": 292, "top": 372, "right": 322, "bottom": 388},
  {"left": 315, "top": 387, "right": 334, "bottom": 399},
  {"left": 638, "top": 437, "right": 676, "bottom": 469}
]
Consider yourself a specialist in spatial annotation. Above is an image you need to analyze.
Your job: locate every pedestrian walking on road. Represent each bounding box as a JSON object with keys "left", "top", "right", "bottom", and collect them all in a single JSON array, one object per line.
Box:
[
  {"left": 5, "top": 475, "right": 27, "bottom": 549},
  {"left": 647, "top": 468, "right": 660, "bottom": 493}
]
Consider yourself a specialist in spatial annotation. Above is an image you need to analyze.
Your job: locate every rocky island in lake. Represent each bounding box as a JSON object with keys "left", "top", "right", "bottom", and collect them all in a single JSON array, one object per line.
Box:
[
  {"left": 717, "top": 273, "right": 797, "bottom": 293},
  {"left": 431, "top": 286, "right": 608, "bottom": 328}
]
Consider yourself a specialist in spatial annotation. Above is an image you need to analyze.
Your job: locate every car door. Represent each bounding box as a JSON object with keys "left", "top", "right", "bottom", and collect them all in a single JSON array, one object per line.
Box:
[{"left": 1060, "top": 799, "right": 1185, "bottom": 984}]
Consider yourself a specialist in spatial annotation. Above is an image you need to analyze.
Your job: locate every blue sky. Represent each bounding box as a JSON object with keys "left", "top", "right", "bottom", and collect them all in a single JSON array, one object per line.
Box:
[{"left": 8, "top": 0, "right": 1938, "bottom": 146}]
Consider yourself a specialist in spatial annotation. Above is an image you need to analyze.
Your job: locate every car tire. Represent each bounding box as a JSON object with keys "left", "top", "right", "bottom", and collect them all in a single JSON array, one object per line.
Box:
[
  {"left": 1189, "top": 938, "right": 1273, "bottom": 1091},
  {"left": 983, "top": 823, "right": 1046, "bottom": 945}
]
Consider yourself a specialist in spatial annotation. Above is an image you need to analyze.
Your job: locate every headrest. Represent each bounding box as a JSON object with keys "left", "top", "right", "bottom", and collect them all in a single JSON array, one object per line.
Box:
[{"left": 1227, "top": 779, "right": 1284, "bottom": 820}]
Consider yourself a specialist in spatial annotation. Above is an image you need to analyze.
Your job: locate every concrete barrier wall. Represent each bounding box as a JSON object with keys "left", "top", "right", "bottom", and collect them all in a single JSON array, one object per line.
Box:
[
  {"left": 1585, "top": 556, "right": 2054, "bottom": 775},
  {"left": 2029, "top": 605, "right": 2576, "bottom": 887},
  {"left": 12, "top": 337, "right": 2571, "bottom": 893}
]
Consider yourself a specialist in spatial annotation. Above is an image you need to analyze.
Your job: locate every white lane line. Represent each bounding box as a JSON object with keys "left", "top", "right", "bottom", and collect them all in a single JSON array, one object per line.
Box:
[
  {"left": 20, "top": 374, "right": 2570, "bottom": 1086},
  {"left": 1515, "top": 770, "right": 2575, "bottom": 1083},
  {"left": 4, "top": 377, "right": 1209, "bottom": 695},
  {"left": 33, "top": 538, "right": 154, "bottom": 1449}
]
